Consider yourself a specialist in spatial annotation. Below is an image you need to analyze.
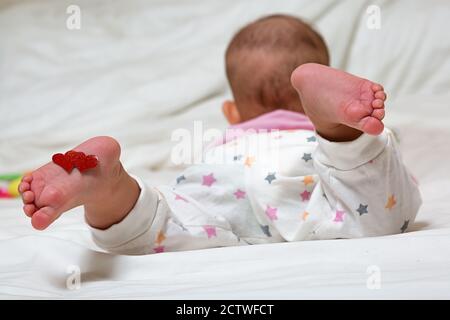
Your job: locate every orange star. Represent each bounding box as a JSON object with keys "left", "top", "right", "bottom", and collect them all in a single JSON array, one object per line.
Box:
[
  {"left": 303, "top": 175, "right": 314, "bottom": 186},
  {"left": 302, "top": 211, "right": 309, "bottom": 221},
  {"left": 244, "top": 156, "right": 255, "bottom": 167},
  {"left": 155, "top": 231, "right": 166, "bottom": 245},
  {"left": 385, "top": 194, "right": 397, "bottom": 210}
]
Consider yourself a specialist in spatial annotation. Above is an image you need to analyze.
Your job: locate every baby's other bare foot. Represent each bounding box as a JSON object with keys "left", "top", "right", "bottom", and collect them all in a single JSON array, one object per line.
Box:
[
  {"left": 291, "top": 63, "right": 387, "bottom": 141},
  {"left": 18, "top": 136, "right": 126, "bottom": 230}
]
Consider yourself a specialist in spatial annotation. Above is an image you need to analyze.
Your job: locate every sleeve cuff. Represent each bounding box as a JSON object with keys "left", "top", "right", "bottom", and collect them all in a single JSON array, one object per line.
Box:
[
  {"left": 313, "top": 129, "right": 389, "bottom": 170},
  {"left": 88, "top": 175, "right": 159, "bottom": 250}
]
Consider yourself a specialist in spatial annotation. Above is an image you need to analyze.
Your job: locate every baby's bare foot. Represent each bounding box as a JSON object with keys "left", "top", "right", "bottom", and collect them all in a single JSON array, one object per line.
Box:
[
  {"left": 18, "top": 136, "right": 133, "bottom": 230},
  {"left": 291, "top": 63, "right": 387, "bottom": 141}
]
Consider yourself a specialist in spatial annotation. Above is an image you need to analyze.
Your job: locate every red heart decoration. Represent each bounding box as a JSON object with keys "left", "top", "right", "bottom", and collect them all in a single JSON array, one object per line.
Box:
[
  {"left": 76, "top": 154, "right": 98, "bottom": 172},
  {"left": 65, "top": 150, "right": 85, "bottom": 163},
  {"left": 65, "top": 150, "right": 86, "bottom": 170},
  {"left": 52, "top": 150, "right": 98, "bottom": 173},
  {"left": 52, "top": 153, "right": 74, "bottom": 173}
]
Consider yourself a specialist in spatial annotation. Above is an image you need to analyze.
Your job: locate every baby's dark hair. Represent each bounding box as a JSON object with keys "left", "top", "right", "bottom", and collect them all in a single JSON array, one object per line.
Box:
[{"left": 225, "top": 14, "right": 329, "bottom": 119}]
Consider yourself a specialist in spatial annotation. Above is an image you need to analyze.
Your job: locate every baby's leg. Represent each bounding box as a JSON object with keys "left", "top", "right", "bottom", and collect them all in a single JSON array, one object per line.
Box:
[
  {"left": 290, "top": 63, "right": 387, "bottom": 142},
  {"left": 287, "top": 64, "right": 421, "bottom": 238},
  {"left": 18, "top": 136, "right": 140, "bottom": 230}
]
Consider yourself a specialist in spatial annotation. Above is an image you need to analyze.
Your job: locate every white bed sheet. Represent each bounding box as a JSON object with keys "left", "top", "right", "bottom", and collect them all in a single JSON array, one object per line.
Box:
[{"left": 1, "top": 0, "right": 449, "bottom": 299}]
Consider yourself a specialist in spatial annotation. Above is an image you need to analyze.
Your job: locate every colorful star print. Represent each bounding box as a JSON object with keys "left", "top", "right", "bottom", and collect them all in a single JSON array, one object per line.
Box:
[
  {"left": 334, "top": 210, "right": 345, "bottom": 222},
  {"left": 234, "top": 189, "right": 246, "bottom": 199},
  {"left": 265, "top": 205, "right": 278, "bottom": 221},
  {"left": 303, "top": 175, "right": 314, "bottom": 186},
  {"left": 302, "top": 153, "right": 312, "bottom": 162},
  {"left": 244, "top": 156, "right": 255, "bottom": 167},
  {"left": 385, "top": 194, "right": 397, "bottom": 210},
  {"left": 202, "top": 173, "right": 216, "bottom": 187},
  {"left": 357, "top": 204, "right": 368, "bottom": 215},
  {"left": 306, "top": 136, "right": 316, "bottom": 142},
  {"left": 203, "top": 225, "right": 217, "bottom": 238},
  {"left": 155, "top": 231, "right": 165, "bottom": 245},
  {"left": 154, "top": 246, "right": 165, "bottom": 253},
  {"left": 300, "top": 190, "right": 311, "bottom": 201},
  {"left": 176, "top": 175, "right": 186, "bottom": 184},
  {"left": 400, "top": 220, "right": 409, "bottom": 233},
  {"left": 265, "top": 173, "right": 276, "bottom": 184},
  {"left": 260, "top": 225, "right": 272, "bottom": 237}
]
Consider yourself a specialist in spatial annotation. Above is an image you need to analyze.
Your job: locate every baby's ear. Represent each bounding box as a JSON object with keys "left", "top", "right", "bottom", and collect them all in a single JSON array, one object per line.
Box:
[{"left": 222, "top": 100, "right": 241, "bottom": 124}]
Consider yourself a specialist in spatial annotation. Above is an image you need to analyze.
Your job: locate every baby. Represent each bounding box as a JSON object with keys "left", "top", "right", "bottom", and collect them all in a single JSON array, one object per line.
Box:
[{"left": 18, "top": 15, "right": 421, "bottom": 254}]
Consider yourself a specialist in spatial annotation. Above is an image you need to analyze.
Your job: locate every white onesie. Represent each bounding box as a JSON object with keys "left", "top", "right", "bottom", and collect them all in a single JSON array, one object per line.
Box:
[{"left": 90, "top": 124, "right": 422, "bottom": 255}]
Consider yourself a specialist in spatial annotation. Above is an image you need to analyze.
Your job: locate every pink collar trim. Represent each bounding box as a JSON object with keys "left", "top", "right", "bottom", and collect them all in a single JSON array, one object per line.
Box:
[{"left": 211, "top": 110, "right": 314, "bottom": 147}]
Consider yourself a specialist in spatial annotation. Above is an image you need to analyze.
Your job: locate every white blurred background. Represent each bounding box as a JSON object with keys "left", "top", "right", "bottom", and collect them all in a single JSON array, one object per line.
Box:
[{"left": 1, "top": 0, "right": 449, "bottom": 184}]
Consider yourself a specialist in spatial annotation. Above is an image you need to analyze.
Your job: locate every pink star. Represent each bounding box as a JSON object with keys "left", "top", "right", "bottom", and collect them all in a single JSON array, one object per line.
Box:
[
  {"left": 174, "top": 193, "right": 188, "bottom": 202},
  {"left": 202, "top": 173, "right": 216, "bottom": 187},
  {"left": 154, "top": 245, "right": 165, "bottom": 253},
  {"left": 300, "top": 190, "right": 311, "bottom": 202},
  {"left": 334, "top": 210, "right": 345, "bottom": 222},
  {"left": 265, "top": 205, "right": 278, "bottom": 221},
  {"left": 203, "top": 225, "right": 217, "bottom": 238},
  {"left": 234, "top": 189, "right": 246, "bottom": 199}
]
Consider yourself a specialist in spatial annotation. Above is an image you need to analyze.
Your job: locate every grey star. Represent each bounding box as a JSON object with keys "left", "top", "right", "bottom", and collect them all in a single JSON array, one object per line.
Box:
[
  {"left": 302, "top": 153, "right": 312, "bottom": 162},
  {"left": 233, "top": 154, "right": 243, "bottom": 161},
  {"left": 400, "top": 220, "right": 409, "bottom": 233},
  {"left": 306, "top": 136, "right": 317, "bottom": 142},
  {"left": 176, "top": 175, "right": 186, "bottom": 184},
  {"left": 260, "top": 225, "right": 272, "bottom": 237},
  {"left": 357, "top": 204, "right": 369, "bottom": 216},
  {"left": 265, "top": 172, "right": 276, "bottom": 184}
]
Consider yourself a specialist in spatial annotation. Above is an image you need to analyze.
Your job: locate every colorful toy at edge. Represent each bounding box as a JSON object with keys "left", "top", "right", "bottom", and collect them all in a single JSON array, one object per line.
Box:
[{"left": 0, "top": 173, "right": 25, "bottom": 198}]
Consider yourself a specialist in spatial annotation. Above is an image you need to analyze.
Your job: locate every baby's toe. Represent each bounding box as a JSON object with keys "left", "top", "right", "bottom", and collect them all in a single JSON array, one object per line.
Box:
[
  {"left": 18, "top": 181, "right": 30, "bottom": 193},
  {"left": 22, "top": 174, "right": 33, "bottom": 183},
  {"left": 372, "top": 109, "right": 385, "bottom": 120},
  {"left": 372, "top": 83, "right": 384, "bottom": 92},
  {"left": 374, "top": 91, "right": 386, "bottom": 101},
  {"left": 23, "top": 204, "right": 37, "bottom": 217},
  {"left": 362, "top": 117, "right": 384, "bottom": 135},
  {"left": 372, "top": 99, "right": 384, "bottom": 109},
  {"left": 31, "top": 206, "right": 59, "bottom": 230},
  {"left": 22, "top": 190, "right": 35, "bottom": 204}
]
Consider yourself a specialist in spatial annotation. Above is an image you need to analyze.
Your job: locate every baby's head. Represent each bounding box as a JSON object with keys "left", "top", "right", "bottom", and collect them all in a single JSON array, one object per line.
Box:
[{"left": 223, "top": 14, "right": 329, "bottom": 124}]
